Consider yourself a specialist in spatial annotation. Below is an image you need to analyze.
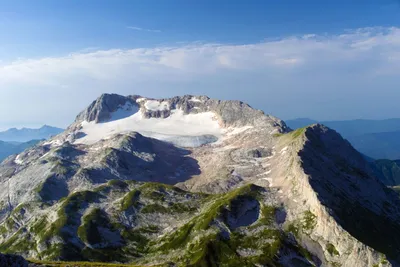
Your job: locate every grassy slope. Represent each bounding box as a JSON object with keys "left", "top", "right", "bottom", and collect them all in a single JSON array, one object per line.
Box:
[
  {"left": 28, "top": 259, "right": 147, "bottom": 267},
  {"left": 1, "top": 181, "right": 317, "bottom": 266}
]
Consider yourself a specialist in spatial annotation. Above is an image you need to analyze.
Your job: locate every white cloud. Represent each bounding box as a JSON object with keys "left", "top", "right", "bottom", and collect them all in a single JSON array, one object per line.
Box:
[
  {"left": 127, "top": 26, "right": 161, "bottom": 33},
  {"left": 0, "top": 27, "right": 400, "bottom": 128}
]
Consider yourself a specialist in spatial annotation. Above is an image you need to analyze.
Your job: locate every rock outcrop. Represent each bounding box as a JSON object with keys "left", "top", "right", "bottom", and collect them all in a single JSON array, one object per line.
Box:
[
  {"left": 74, "top": 94, "right": 288, "bottom": 129},
  {"left": 0, "top": 94, "right": 398, "bottom": 266}
]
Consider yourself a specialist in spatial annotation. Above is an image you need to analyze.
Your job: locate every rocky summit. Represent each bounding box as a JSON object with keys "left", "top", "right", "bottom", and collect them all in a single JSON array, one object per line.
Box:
[{"left": 0, "top": 94, "right": 399, "bottom": 266}]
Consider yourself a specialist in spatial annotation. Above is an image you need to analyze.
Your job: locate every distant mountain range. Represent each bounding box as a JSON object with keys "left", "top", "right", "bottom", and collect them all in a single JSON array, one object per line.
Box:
[
  {"left": 286, "top": 118, "right": 400, "bottom": 160},
  {"left": 2, "top": 94, "right": 400, "bottom": 266},
  {"left": 0, "top": 139, "right": 42, "bottom": 162},
  {"left": 0, "top": 125, "right": 64, "bottom": 162},
  {"left": 0, "top": 125, "right": 64, "bottom": 142}
]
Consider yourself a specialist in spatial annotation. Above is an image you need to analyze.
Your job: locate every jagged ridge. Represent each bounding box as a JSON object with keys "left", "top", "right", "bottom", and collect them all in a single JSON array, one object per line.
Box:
[{"left": 0, "top": 95, "right": 398, "bottom": 267}]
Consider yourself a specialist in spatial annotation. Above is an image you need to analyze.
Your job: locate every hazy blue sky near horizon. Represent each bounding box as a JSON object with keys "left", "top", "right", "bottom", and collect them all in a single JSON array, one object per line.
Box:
[{"left": 0, "top": 0, "right": 400, "bottom": 129}]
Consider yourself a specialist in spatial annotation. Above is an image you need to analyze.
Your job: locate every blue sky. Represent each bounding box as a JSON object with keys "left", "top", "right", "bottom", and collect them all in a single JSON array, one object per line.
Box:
[{"left": 0, "top": 0, "right": 400, "bottom": 129}]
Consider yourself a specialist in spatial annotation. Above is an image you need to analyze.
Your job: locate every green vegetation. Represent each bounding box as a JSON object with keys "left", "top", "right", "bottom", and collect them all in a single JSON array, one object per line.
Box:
[
  {"left": 35, "top": 190, "right": 101, "bottom": 246},
  {"left": 10, "top": 202, "right": 33, "bottom": 221},
  {"left": 287, "top": 222, "right": 300, "bottom": 238},
  {"left": 28, "top": 259, "right": 152, "bottom": 267},
  {"left": 273, "top": 126, "right": 307, "bottom": 144},
  {"left": 120, "top": 182, "right": 202, "bottom": 214},
  {"left": 259, "top": 205, "right": 278, "bottom": 225},
  {"left": 193, "top": 184, "right": 261, "bottom": 231},
  {"left": 169, "top": 202, "right": 198, "bottom": 213},
  {"left": 380, "top": 253, "right": 389, "bottom": 265},
  {"left": 297, "top": 244, "right": 313, "bottom": 261},
  {"left": 0, "top": 225, "right": 7, "bottom": 235},
  {"left": 152, "top": 185, "right": 262, "bottom": 253},
  {"left": 108, "top": 180, "right": 129, "bottom": 188},
  {"left": 230, "top": 228, "right": 282, "bottom": 254},
  {"left": 286, "top": 210, "right": 317, "bottom": 237},
  {"left": 30, "top": 217, "right": 48, "bottom": 236},
  {"left": 120, "top": 229, "right": 149, "bottom": 254},
  {"left": 145, "top": 184, "right": 312, "bottom": 266},
  {"left": 139, "top": 182, "right": 178, "bottom": 197},
  {"left": 52, "top": 161, "right": 69, "bottom": 175},
  {"left": 141, "top": 203, "right": 168, "bottom": 214},
  {"left": 121, "top": 190, "right": 140, "bottom": 211},
  {"left": 302, "top": 210, "right": 317, "bottom": 233},
  {"left": 78, "top": 208, "right": 111, "bottom": 244},
  {"left": 290, "top": 127, "right": 307, "bottom": 139},
  {"left": 326, "top": 243, "right": 340, "bottom": 256},
  {"left": 0, "top": 183, "right": 319, "bottom": 265},
  {"left": 273, "top": 132, "right": 284, "bottom": 137},
  {"left": 0, "top": 229, "right": 28, "bottom": 253},
  {"left": 46, "top": 156, "right": 74, "bottom": 175},
  {"left": 183, "top": 233, "right": 252, "bottom": 267}
]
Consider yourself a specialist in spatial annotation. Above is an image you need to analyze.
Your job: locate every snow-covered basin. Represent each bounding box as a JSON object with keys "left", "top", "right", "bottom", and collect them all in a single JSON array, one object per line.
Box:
[{"left": 74, "top": 109, "right": 223, "bottom": 147}]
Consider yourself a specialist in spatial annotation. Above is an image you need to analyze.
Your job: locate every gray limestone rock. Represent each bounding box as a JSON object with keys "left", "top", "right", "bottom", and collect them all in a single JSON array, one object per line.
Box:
[
  {"left": 0, "top": 94, "right": 398, "bottom": 266},
  {"left": 73, "top": 93, "right": 289, "bottom": 131},
  {"left": 75, "top": 93, "right": 138, "bottom": 123}
]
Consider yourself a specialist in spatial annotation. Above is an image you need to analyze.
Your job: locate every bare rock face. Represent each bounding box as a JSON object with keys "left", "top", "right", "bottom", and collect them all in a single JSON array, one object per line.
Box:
[
  {"left": 0, "top": 94, "right": 399, "bottom": 266},
  {"left": 75, "top": 93, "right": 138, "bottom": 123},
  {"left": 74, "top": 94, "right": 288, "bottom": 130}
]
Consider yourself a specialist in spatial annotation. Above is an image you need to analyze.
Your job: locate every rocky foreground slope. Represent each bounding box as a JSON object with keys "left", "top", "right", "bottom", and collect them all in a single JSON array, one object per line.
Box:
[{"left": 0, "top": 94, "right": 399, "bottom": 266}]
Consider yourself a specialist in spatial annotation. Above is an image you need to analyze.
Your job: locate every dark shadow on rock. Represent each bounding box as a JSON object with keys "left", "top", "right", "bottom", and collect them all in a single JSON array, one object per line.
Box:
[
  {"left": 73, "top": 131, "right": 87, "bottom": 140},
  {"left": 54, "top": 145, "right": 87, "bottom": 161},
  {"left": 39, "top": 174, "right": 69, "bottom": 202},
  {"left": 282, "top": 233, "right": 323, "bottom": 267},
  {"left": 96, "top": 133, "right": 201, "bottom": 185},
  {"left": 222, "top": 196, "right": 260, "bottom": 230},
  {"left": 103, "top": 104, "right": 139, "bottom": 122},
  {"left": 275, "top": 207, "right": 287, "bottom": 224},
  {"left": 299, "top": 125, "right": 400, "bottom": 262}
]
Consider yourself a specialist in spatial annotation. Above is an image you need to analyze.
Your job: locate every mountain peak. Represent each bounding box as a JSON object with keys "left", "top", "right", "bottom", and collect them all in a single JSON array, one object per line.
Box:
[
  {"left": 75, "top": 93, "right": 135, "bottom": 123},
  {"left": 67, "top": 94, "right": 288, "bottom": 147},
  {"left": 1, "top": 94, "right": 399, "bottom": 266},
  {"left": 0, "top": 125, "right": 64, "bottom": 142}
]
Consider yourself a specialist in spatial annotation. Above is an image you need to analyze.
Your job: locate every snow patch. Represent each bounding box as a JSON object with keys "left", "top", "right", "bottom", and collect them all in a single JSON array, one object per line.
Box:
[
  {"left": 43, "top": 139, "right": 63, "bottom": 147},
  {"left": 189, "top": 97, "right": 202, "bottom": 103},
  {"left": 14, "top": 155, "right": 23, "bottom": 165},
  {"left": 74, "top": 109, "right": 222, "bottom": 147},
  {"left": 109, "top": 102, "right": 139, "bottom": 121},
  {"left": 280, "top": 146, "right": 288, "bottom": 154},
  {"left": 144, "top": 100, "right": 170, "bottom": 111}
]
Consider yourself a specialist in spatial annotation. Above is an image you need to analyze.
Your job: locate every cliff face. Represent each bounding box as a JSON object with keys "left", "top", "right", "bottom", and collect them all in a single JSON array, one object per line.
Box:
[
  {"left": 0, "top": 94, "right": 398, "bottom": 266},
  {"left": 268, "top": 125, "right": 400, "bottom": 266}
]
